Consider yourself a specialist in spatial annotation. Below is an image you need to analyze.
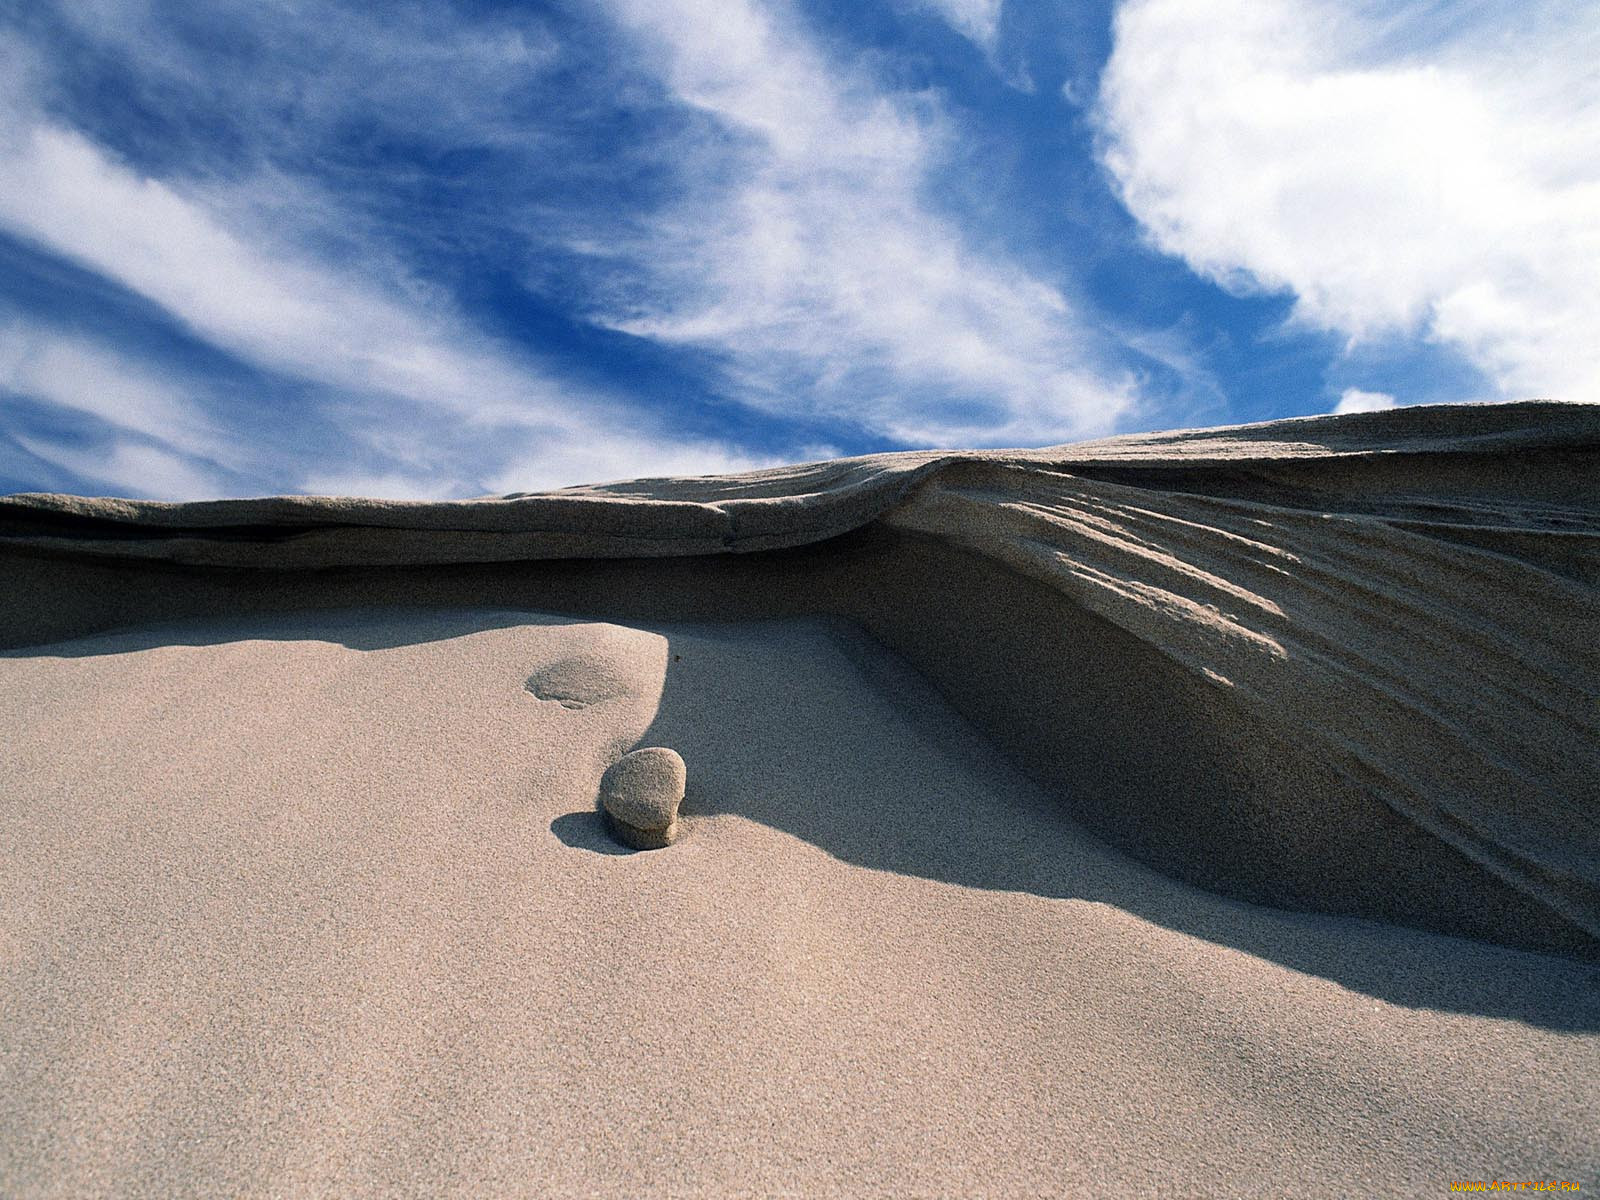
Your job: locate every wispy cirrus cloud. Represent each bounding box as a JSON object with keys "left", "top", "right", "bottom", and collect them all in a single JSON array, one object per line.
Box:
[
  {"left": 0, "top": 318, "right": 231, "bottom": 465},
  {"left": 0, "top": 123, "right": 553, "bottom": 424},
  {"left": 1097, "top": 0, "right": 1600, "bottom": 404},
  {"left": 0, "top": 307, "right": 774, "bottom": 498},
  {"left": 11, "top": 432, "right": 225, "bottom": 502},
  {"left": 589, "top": 0, "right": 1140, "bottom": 446}
]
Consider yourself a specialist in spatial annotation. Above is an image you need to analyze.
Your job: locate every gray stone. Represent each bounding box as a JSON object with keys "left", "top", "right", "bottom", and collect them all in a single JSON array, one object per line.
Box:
[{"left": 600, "top": 747, "right": 686, "bottom": 849}]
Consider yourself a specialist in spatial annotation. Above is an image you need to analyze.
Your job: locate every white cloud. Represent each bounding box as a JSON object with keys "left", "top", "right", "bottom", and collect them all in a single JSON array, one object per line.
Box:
[
  {"left": 593, "top": 0, "right": 1136, "bottom": 446},
  {"left": 0, "top": 123, "right": 565, "bottom": 425},
  {"left": 298, "top": 429, "right": 781, "bottom": 497},
  {"left": 485, "top": 434, "right": 781, "bottom": 495},
  {"left": 13, "top": 432, "right": 224, "bottom": 501},
  {"left": 905, "top": 0, "right": 1003, "bottom": 51},
  {"left": 1332, "top": 387, "right": 1395, "bottom": 415},
  {"left": 43, "top": 1, "right": 561, "bottom": 157},
  {"left": 294, "top": 470, "right": 467, "bottom": 502},
  {"left": 1098, "top": 0, "right": 1600, "bottom": 403},
  {"left": 0, "top": 318, "right": 239, "bottom": 463}
]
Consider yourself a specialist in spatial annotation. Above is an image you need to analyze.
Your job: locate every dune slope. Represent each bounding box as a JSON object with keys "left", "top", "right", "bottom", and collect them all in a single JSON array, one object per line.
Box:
[{"left": 2, "top": 609, "right": 1597, "bottom": 1197}]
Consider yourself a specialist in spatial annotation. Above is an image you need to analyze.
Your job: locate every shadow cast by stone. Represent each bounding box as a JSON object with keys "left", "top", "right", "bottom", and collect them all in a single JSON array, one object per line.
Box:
[{"left": 550, "top": 809, "right": 636, "bottom": 856}]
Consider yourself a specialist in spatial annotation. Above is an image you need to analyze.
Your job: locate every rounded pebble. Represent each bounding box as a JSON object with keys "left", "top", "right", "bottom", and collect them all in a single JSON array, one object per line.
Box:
[{"left": 600, "top": 747, "right": 686, "bottom": 849}]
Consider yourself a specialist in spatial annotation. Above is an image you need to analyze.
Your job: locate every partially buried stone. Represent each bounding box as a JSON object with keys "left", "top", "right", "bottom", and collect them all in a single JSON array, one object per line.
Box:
[{"left": 600, "top": 747, "right": 686, "bottom": 849}]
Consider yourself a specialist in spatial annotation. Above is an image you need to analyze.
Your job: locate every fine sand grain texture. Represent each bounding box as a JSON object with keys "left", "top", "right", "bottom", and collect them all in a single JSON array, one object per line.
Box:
[
  {"left": 2, "top": 401, "right": 1598, "bottom": 1195},
  {"left": 1, "top": 609, "right": 1597, "bottom": 1197}
]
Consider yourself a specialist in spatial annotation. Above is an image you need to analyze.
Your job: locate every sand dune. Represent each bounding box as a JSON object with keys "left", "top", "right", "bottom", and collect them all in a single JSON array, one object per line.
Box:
[{"left": 2, "top": 402, "right": 1598, "bottom": 1194}]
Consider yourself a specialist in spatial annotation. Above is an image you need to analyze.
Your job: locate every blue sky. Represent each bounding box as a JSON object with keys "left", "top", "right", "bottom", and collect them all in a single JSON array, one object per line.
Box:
[{"left": 0, "top": 0, "right": 1594, "bottom": 499}]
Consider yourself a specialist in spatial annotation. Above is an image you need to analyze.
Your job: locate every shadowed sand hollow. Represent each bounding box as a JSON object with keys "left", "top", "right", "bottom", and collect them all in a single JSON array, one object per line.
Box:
[{"left": 2, "top": 403, "right": 1597, "bottom": 1194}]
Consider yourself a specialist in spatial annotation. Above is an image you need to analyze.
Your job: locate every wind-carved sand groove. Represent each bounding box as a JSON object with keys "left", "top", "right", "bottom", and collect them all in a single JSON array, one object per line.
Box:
[
  {"left": 2, "top": 400, "right": 1597, "bottom": 955},
  {"left": 885, "top": 459, "right": 1600, "bottom": 940},
  {"left": 525, "top": 681, "right": 593, "bottom": 710}
]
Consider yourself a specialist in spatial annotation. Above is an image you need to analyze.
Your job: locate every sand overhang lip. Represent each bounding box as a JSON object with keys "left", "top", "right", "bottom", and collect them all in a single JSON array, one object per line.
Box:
[{"left": 3, "top": 399, "right": 1596, "bottom": 569}]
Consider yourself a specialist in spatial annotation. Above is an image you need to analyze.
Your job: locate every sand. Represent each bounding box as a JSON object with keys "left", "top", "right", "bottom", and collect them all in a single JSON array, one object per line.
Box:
[
  {"left": 3, "top": 608, "right": 1596, "bottom": 1196},
  {"left": 2, "top": 401, "right": 1598, "bottom": 1194}
]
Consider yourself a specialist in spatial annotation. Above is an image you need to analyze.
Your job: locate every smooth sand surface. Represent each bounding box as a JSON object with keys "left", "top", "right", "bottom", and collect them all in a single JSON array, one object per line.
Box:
[{"left": 2, "top": 608, "right": 1597, "bottom": 1197}]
